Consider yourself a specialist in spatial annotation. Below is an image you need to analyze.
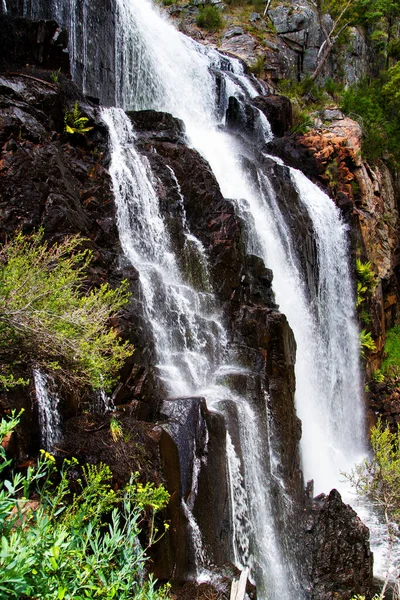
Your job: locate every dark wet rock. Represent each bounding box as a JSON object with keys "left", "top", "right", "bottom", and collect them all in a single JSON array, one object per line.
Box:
[
  {"left": 127, "top": 110, "right": 187, "bottom": 145},
  {"left": 0, "top": 16, "right": 70, "bottom": 74},
  {"left": 251, "top": 94, "right": 292, "bottom": 137},
  {"left": 61, "top": 413, "right": 163, "bottom": 487},
  {"left": 157, "top": 398, "right": 230, "bottom": 579},
  {"left": 0, "top": 73, "right": 163, "bottom": 452},
  {"left": 305, "top": 489, "right": 373, "bottom": 600},
  {"left": 4, "top": 0, "right": 117, "bottom": 105}
]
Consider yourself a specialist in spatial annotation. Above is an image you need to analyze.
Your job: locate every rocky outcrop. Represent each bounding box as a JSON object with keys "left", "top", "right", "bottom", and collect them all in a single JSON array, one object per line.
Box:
[
  {"left": 305, "top": 489, "right": 374, "bottom": 600},
  {"left": 0, "top": 16, "right": 69, "bottom": 74},
  {"left": 0, "top": 68, "right": 163, "bottom": 454}
]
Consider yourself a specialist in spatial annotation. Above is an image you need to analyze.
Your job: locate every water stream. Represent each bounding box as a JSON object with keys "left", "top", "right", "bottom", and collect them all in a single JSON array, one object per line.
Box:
[{"left": 33, "top": 369, "right": 62, "bottom": 453}]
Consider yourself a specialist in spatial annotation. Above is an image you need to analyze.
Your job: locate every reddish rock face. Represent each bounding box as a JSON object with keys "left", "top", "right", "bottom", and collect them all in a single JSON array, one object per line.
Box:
[{"left": 296, "top": 114, "right": 363, "bottom": 205}]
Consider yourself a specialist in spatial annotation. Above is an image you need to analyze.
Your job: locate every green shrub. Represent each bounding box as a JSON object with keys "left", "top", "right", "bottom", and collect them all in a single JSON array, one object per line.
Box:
[
  {"left": 372, "top": 368, "right": 385, "bottom": 382},
  {"left": 0, "top": 231, "right": 133, "bottom": 392},
  {"left": 382, "top": 325, "right": 400, "bottom": 377},
  {"left": 340, "top": 78, "right": 400, "bottom": 166},
  {"left": 0, "top": 413, "right": 170, "bottom": 599},
  {"left": 196, "top": 5, "right": 223, "bottom": 30},
  {"left": 346, "top": 420, "right": 400, "bottom": 598}
]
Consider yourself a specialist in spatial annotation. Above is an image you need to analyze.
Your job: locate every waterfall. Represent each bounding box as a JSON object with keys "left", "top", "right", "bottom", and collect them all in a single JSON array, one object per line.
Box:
[
  {"left": 33, "top": 369, "right": 62, "bottom": 452},
  {"left": 112, "top": 0, "right": 366, "bottom": 487},
  {"left": 9, "top": 0, "right": 375, "bottom": 590},
  {"left": 102, "top": 106, "right": 298, "bottom": 598}
]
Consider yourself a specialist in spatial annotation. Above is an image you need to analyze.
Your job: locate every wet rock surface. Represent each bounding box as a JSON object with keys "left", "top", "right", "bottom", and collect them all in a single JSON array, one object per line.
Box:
[
  {"left": 0, "top": 15, "right": 70, "bottom": 74},
  {"left": 0, "top": 67, "right": 161, "bottom": 452},
  {"left": 305, "top": 489, "right": 374, "bottom": 600}
]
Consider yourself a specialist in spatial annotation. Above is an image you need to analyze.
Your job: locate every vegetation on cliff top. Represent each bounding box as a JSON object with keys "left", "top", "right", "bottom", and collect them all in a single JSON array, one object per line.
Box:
[{"left": 0, "top": 231, "right": 133, "bottom": 393}]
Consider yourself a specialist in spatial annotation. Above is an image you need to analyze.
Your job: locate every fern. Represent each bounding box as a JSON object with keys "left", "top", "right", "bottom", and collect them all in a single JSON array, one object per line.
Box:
[
  {"left": 356, "top": 259, "right": 376, "bottom": 307},
  {"left": 64, "top": 101, "right": 94, "bottom": 135},
  {"left": 360, "top": 329, "right": 377, "bottom": 358}
]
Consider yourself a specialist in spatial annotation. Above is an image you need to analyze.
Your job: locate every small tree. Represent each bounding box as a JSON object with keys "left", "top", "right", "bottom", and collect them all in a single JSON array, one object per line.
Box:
[{"left": 0, "top": 231, "right": 133, "bottom": 392}]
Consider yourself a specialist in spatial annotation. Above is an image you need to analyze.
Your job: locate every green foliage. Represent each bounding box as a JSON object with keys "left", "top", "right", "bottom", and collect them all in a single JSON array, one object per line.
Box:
[
  {"left": 0, "top": 414, "right": 170, "bottom": 600},
  {"left": 383, "top": 61, "right": 400, "bottom": 106},
  {"left": 355, "top": 259, "right": 376, "bottom": 307},
  {"left": 349, "top": 419, "right": 400, "bottom": 521},
  {"left": 359, "top": 328, "right": 377, "bottom": 358},
  {"left": 372, "top": 368, "right": 385, "bottom": 382},
  {"left": 196, "top": 5, "right": 223, "bottom": 30},
  {"left": 0, "top": 231, "right": 133, "bottom": 392},
  {"left": 382, "top": 325, "right": 400, "bottom": 377},
  {"left": 340, "top": 77, "right": 400, "bottom": 165},
  {"left": 0, "top": 372, "right": 29, "bottom": 390},
  {"left": 50, "top": 69, "right": 60, "bottom": 84},
  {"left": 64, "top": 101, "right": 94, "bottom": 136}
]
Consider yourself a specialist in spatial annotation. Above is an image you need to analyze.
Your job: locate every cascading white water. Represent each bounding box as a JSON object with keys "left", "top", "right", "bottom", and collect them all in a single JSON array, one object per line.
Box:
[
  {"left": 102, "top": 104, "right": 297, "bottom": 598},
  {"left": 107, "top": 0, "right": 375, "bottom": 588},
  {"left": 102, "top": 108, "right": 227, "bottom": 396},
  {"left": 33, "top": 369, "right": 62, "bottom": 452},
  {"left": 1, "top": 0, "right": 7, "bottom": 14},
  {"left": 113, "top": 0, "right": 366, "bottom": 488},
  {"left": 289, "top": 168, "right": 365, "bottom": 489}
]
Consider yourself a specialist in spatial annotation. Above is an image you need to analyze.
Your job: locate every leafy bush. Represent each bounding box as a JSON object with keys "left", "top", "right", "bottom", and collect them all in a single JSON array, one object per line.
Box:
[
  {"left": 0, "top": 231, "right": 133, "bottom": 392},
  {"left": 340, "top": 77, "right": 400, "bottom": 166},
  {"left": 196, "top": 5, "right": 223, "bottom": 30},
  {"left": 0, "top": 413, "right": 170, "bottom": 599},
  {"left": 346, "top": 420, "right": 400, "bottom": 597}
]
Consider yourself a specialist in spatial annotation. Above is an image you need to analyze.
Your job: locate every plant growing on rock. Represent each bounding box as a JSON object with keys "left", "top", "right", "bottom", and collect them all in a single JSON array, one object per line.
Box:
[
  {"left": 356, "top": 259, "right": 376, "bottom": 307},
  {"left": 382, "top": 326, "right": 400, "bottom": 378},
  {"left": 64, "top": 101, "right": 94, "bottom": 135},
  {"left": 0, "top": 231, "right": 133, "bottom": 392},
  {"left": 0, "top": 413, "right": 170, "bottom": 599},
  {"left": 359, "top": 328, "right": 377, "bottom": 358}
]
